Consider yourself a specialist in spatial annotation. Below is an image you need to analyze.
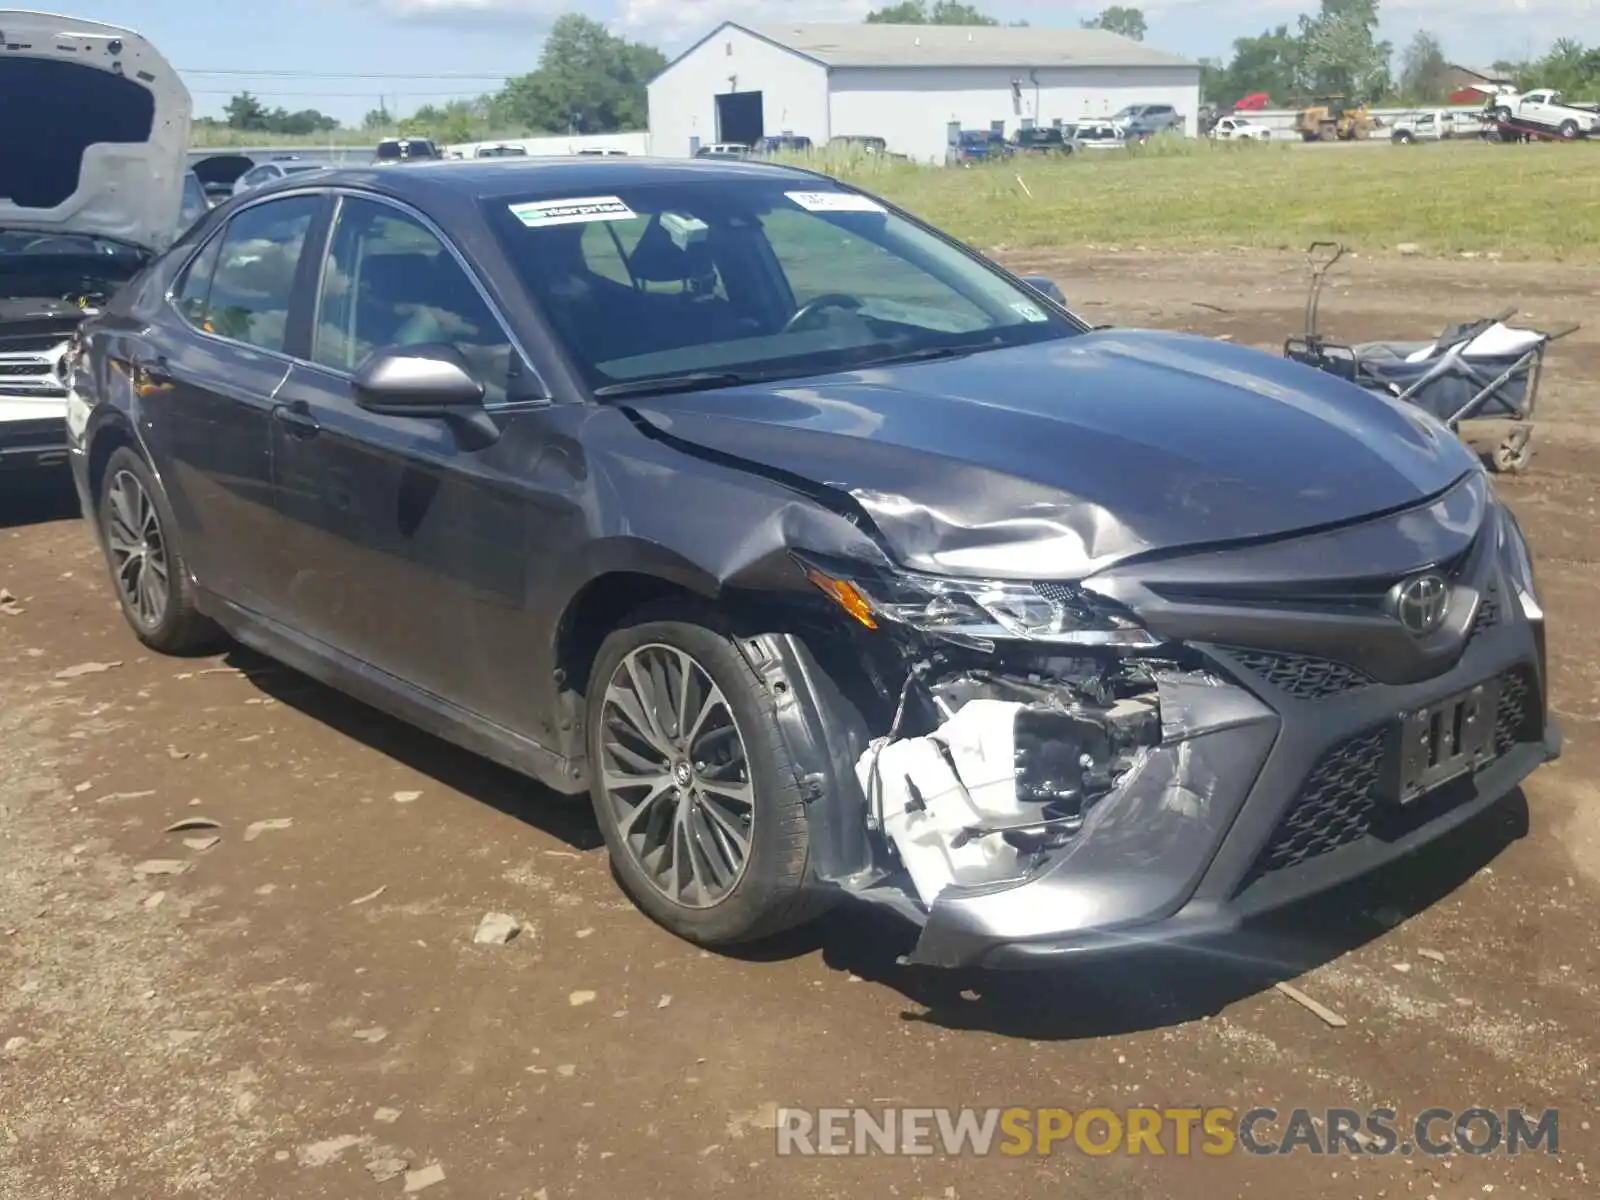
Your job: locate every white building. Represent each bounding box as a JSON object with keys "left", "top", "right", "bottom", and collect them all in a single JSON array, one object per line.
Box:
[{"left": 647, "top": 22, "right": 1201, "bottom": 164}]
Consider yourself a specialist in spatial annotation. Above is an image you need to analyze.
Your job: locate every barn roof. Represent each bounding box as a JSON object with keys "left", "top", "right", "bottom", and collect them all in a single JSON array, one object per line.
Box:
[{"left": 745, "top": 22, "right": 1194, "bottom": 70}]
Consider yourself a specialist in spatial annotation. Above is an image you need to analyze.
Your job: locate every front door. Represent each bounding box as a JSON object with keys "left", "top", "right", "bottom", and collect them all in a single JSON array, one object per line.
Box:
[
  {"left": 267, "top": 194, "right": 546, "bottom": 730},
  {"left": 136, "top": 193, "right": 325, "bottom": 616}
]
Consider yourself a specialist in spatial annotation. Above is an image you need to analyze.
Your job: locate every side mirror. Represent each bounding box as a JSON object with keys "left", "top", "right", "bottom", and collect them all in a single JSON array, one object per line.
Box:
[
  {"left": 352, "top": 344, "right": 485, "bottom": 415},
  {"left": 352, "top": 345, "right": 500, "bottom": 446},
  {"left": 1020, "top": 275, "right": 1068, "bottom": 308}
]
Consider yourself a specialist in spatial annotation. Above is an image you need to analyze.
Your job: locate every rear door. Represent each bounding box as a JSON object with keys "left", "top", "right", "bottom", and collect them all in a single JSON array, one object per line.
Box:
[
  {"left": 267, "top": 194, "right": 548, "bottom": 726},
  {"left": 135, "top": 192, "right": 328, "bottom": 615}
]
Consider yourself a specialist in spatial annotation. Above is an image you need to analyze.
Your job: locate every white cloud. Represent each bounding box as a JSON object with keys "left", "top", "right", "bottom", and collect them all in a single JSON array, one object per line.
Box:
[{"left": 616, "top": 0, "right": 875, "bottom": 50}]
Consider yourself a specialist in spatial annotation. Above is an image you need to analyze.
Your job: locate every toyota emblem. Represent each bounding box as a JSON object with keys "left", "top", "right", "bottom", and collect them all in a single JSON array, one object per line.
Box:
[{"left": 1389, "top": 572, "right": 1450, "bottom": 636}]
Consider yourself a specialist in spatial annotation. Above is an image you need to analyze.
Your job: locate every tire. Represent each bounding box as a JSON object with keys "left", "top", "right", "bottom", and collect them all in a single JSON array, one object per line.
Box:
[
  {"left": 1493, "top": 107, "right": 1511, "bottom": 125},
  {"left": 1559, "top": 120, "right": 1579, "bottom": 140},
  {"left": 585, "top": 601, "right": 832, "bottom": 947},
  {"left": 97, "top": 446, "right": 225, "bottom": 655}
]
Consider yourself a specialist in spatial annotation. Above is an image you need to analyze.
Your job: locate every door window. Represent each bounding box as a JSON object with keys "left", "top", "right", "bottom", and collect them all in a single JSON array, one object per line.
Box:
[
  {"left": 173, "top": 233, "right": 224, "bottom": 331},
  {"left": 189, "top": 195, "right": 320, "bottom": 351},
  {"left": 312, "top": 197, "right": 515, "bottom": 403}
]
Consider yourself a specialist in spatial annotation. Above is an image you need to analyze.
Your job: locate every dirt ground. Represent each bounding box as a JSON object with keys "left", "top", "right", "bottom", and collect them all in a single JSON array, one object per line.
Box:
[{"left": 2, "top": 251, "right": 1598, "bottom": 1200}]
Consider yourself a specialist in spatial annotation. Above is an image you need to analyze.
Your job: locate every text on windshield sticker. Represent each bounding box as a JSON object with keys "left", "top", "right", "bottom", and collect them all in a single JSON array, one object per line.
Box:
[
  {"left": 509, "top": 196, "right": 636, "bottom": 227},
  {"left": 785, "top": 191, "right": 887, "bottom": 214}
]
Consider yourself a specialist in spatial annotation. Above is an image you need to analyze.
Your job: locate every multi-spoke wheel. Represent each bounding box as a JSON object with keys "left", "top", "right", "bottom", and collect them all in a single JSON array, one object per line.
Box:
[
  {"left": 96, "top": 446, "right": 222, "bottom": 654},
  {"left": 585, "top": 607, "right": 833, "bottom": 946},
  {"left": 105, "top": 468, "right": 170, "bottom": 631}
]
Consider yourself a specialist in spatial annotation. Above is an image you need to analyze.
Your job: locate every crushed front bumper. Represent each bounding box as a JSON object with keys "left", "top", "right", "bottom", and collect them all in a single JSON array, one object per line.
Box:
[{"left": 907, "top": 613, "right": 1556, "bottom": 969}]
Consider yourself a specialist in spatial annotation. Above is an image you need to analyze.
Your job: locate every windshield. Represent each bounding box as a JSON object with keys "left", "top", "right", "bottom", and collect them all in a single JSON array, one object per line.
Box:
[{"left": 483, "top": 178, "right": 1082, "bottom": 392}]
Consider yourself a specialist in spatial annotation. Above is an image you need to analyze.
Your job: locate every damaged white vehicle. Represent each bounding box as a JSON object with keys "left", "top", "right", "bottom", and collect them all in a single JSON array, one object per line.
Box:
[{"left": 0, "top": 10, "right": 188, "bottom": 474}]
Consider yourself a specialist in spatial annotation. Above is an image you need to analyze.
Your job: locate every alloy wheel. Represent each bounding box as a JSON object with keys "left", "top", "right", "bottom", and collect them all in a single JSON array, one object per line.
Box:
[
  {"left": 105, "top": 469, "right": 170, "bottom": 629},
  {"left": 598, "top": 643, "right": 754, "bottom": 909}
]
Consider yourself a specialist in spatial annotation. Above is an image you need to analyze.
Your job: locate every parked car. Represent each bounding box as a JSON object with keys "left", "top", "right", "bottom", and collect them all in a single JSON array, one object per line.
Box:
[
  {"left": 2, "top": 12, "right": 186, "bottom": 477},
  {"left": 65, "top": 156, "right": 1557, "bottom": 969},
  {"left": 1111, "top": 103, "right": 1184, "bottom": 140},
  {"left": 829, "top": 135, "right": 888, "bottom": 155},
  {"left": 694, "top": 143, "right": 753, "bottom": 159},
  {"left": 575, "top": 148, "right": 629, "bottom": 157},
  {"left": 1487, "top": 90, "right": 1600, "bottom": 139},
  {"left": 475, "top": 143, "right": 529, "bottom": 159},
  {"left": 1210, "top": 115, "right": 1272, "bottom": 142},
  {"left": 951, "top": 129, "right": 1011, "bottom": 163},
  {"left": 759, "top": 135, "right": 813, "bottom": 155},
  {"left": 1390, "top": 110, "right": 1473, "bottom": 143},
  {"left": 1067, "top": 122, "right": 1127, "bottom": 150},
  {"left": 178, "top": 171, "right": 212, "bottom": 233},
  {"left": 232, "top": 158, "right": 337, "bottom": 197},
  {"left": 1010, "top": 127, "right": 1081, "bottom": 156},
  {"left": 375, "top": 137, "right": 443, "bottom": 163}
]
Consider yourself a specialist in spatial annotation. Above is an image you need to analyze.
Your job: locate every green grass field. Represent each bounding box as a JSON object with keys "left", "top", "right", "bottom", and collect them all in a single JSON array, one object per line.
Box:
[{"left": 812, "top": 139, "right": 1600, "bottom": 263}]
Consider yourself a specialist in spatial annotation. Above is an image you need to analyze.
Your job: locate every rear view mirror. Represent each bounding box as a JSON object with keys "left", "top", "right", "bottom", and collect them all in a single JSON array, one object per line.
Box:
[
  {"left": 1020, "top": 275, "right": 1068, "bottom": 308},
  {"left": 352, "top": 345, "right": 485, "bottom": 414}
]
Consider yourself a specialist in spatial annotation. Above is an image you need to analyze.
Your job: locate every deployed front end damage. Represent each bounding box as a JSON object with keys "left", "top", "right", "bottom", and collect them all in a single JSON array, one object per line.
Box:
[{"left": 726, "top": 469, "right": 1554, "bottom": 971}]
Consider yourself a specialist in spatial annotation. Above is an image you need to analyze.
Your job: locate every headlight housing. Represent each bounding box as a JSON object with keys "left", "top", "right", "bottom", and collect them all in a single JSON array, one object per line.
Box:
[
  {"left": 801, "top": 560, "right": 1161, "bottom": 649},
  {"left": 1498, "top": 504, "right": 1541, "bottom": 621}
]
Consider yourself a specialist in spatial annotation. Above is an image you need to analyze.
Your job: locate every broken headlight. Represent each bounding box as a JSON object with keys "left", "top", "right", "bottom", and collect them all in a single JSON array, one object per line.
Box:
[{"left": 804, "top": 563, "right": 1161, "bottom": 649}]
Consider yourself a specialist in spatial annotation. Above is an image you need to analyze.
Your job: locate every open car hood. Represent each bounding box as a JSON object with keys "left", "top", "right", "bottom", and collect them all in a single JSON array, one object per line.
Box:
[
  {"left": 625, "top": 329, "right": 1479, "bottom": 579},
  {"left": 0, "top": 11, "right": 190, "bottom": 251}
]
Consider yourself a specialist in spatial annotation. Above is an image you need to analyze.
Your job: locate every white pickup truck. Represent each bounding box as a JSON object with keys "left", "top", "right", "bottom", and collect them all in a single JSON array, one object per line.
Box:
[
  {"left": 1389, "top": 109, "right": 1475, "bottom": 143},
  {"left": 1488, "top": 90, "right": 1600, "bottom": 139}
]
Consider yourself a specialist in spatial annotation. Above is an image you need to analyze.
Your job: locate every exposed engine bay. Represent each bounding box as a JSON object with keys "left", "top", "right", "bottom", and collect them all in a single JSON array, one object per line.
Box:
[{"left": 857, "top": 659, "right": 1164, "bottom": 907}]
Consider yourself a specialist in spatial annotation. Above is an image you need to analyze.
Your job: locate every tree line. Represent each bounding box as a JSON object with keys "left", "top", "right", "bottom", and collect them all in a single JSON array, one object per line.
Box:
[{"left": 197, "top": 7, "right": 1599, "bottom": 145}]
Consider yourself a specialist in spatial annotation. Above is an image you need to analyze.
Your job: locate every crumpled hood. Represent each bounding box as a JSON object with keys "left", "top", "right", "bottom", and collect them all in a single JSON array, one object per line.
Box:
[
  {"left": 627, "top": 329, "right": 1477, "bottom": 578},
  {"left": 0, "top": 11, "right": 190, "bottom": 251}
]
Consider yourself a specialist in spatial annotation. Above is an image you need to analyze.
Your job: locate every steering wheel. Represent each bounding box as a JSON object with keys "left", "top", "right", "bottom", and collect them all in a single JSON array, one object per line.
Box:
[{"left": 783, "top": 292, "right": 863, "bottom": 333}]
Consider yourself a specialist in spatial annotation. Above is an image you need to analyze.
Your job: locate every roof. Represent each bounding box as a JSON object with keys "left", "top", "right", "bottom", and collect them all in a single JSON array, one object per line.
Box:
[
  {"left": 745, "top": 22, "right": 1193, "bottom": 70},
  {"left": 242, "top": 155, "right": 822, "bottom": 206}
]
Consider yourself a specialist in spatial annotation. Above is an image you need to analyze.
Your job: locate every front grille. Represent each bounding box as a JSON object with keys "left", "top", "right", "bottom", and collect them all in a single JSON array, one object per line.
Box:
[
  {"left": 0, "top": 381, "right": 66, "bottom": 398},
  {"left": 1494, "top": 667, "right": 1535, "bottom": 753},
  {"left": 1226, "top": 649, "right": 1373, "bottom": 700},
  {"left": 1243, "top": 664, "right": 1539, "bottom": 885},
  {"left": 1252, "top": 730, "right": 1386, "bottom": 874},
  {"left": 0, "top": 330, "right": 72, "bottom": 355},
  {"left": 0, "top": 360, "right": 52, "bottom": 376}
]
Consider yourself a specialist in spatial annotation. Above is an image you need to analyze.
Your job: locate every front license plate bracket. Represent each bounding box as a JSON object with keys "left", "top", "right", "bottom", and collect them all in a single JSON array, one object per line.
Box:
[{"left": 1388, "top": 678, "right": 1501, "bottom": 805}]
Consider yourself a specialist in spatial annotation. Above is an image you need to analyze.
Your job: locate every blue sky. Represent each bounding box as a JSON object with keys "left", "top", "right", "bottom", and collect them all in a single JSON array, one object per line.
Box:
[{"left": 61, "top": 0, "right": 1600, "bottom": 124}]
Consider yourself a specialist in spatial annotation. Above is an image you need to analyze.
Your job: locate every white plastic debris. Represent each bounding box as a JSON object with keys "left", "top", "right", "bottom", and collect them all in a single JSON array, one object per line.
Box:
[
  {"left": 473, "top": 912, "right": 520, "bottom": 945},
  {"left": 855, "top": 699, "right": 1037, "bottom": 907}
]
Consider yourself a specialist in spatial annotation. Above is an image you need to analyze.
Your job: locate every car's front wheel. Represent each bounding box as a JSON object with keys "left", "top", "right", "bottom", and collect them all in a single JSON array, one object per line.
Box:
[
  {"left": 97, "top": 446, "right": 222, "bottom": 655},
  {"left": 585, "top": 604, "right": 831, "bottom": 947}
]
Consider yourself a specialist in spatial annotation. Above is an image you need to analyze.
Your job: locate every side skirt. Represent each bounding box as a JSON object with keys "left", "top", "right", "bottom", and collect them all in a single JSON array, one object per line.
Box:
[{"left": 200, "top": 591, "right": 586, "bottom": 797}]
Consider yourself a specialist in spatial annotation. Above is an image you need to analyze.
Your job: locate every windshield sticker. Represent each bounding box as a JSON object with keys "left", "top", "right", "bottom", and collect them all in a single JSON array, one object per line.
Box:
[
  {"left": 785, "top": 191, "right": 887, "bottom": 214},
  {"left": 509, "top": 196, "right": 636, "bottom": 227},
  {"left": 1011, "top": 301, "right": 1048, "bottom": 323}
]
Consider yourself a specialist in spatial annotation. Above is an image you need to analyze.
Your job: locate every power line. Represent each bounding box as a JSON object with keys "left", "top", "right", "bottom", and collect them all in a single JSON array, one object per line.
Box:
[
  {"left": 179, "top": 68, "right": 518, "bottom": 79},
  {"left": 190, "top": 88, "right": 492, "bottom": 98}
]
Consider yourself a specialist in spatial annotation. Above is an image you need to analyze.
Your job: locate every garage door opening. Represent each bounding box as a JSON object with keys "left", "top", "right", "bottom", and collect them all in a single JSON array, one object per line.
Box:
[{"left": 715, "top": 91, "right": 763, "bottom": 148}]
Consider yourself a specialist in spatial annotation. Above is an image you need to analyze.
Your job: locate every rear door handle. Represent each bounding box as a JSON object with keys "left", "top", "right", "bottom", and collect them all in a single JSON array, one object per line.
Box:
[{"left": 272, "top": 400, "right": 321, "bottom": 439}]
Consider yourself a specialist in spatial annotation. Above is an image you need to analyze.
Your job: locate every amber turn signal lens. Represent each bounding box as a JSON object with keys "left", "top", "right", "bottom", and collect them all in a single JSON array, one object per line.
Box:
[{"left": 804, "top": 569, "right": 879, "bottom": 630}]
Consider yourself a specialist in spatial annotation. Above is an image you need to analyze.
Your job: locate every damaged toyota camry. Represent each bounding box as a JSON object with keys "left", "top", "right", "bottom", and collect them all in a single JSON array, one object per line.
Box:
[{"left": 64, "top": 157, "right": 1558, "bottom": 968}]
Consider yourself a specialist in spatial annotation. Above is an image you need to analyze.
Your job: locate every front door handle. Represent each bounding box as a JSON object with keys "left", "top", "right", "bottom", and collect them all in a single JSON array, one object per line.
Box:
[{"left": 272, "top": 400, "right": 321, "bottom": 439}]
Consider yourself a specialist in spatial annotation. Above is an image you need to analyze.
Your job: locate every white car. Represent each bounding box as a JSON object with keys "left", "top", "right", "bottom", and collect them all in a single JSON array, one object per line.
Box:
[
  {"left": 1489, "top": 90, "right": 1600, "bottom": 139},
  {"left": 231, "top": 159, "right": 336, "bottom": 197},
  {"left": 1, "top": 10, "right": 189, "bottom": 476},
  {"left": 1210, "top": 116, "right": 1272, "bottom": 142},
  {"left": 1068, "top": 122, "right": 1127, "bottom": 150}
]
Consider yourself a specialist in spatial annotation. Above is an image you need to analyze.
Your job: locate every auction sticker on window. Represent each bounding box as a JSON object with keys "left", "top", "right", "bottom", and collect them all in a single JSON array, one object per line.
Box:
[
  {"left": 509, "top": 196, "right": 636, "bottom": 227},
  {"left": 785, "top": 191, "right": 886, "bottom": 214}
]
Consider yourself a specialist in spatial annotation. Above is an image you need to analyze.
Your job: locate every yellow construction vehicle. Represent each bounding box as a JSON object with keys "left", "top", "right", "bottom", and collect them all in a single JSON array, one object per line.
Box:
[{"left": 1293, "top": 95, "right": 1380, "bottom": 141}]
